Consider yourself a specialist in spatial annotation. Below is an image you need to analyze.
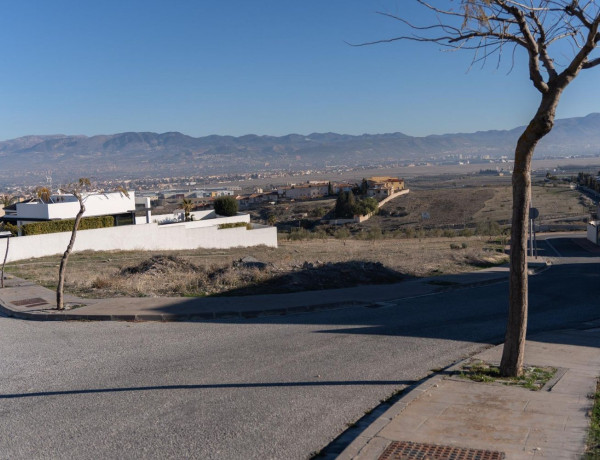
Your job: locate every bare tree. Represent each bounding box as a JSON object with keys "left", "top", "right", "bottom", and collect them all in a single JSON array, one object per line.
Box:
[
  {"left": 0, "top": 194, "right": 15, "bottom": 208},
  {"left": 55, "top": 182, "right": 130, "bottom": 310},
  {"left": 1, "top": 235, "right": 9, "bottom": 289},
  {"left": 359, "top": 0, "right": 600, "bottom": 376},
  {"left": 56, "top": 178, "right": 91, "bottom": 310}
]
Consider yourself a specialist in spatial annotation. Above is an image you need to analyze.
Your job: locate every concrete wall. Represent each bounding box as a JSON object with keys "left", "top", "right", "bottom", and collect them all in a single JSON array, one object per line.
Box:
[
  {"left": 3, "top": 220, "right": 277, "bottom": 263},
  {"left": 377, "top": 189, "right": 410, "bottom": 208},
  {"left": 588, "top": 221, "right": 599, "bottom": 245},
  {"left": 15, "top": 191, "right": 135, "bottom": 220}
]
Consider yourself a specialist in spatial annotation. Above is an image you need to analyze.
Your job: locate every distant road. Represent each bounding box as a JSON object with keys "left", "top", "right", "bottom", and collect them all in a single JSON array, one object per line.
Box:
[{"left": 0, "top": 236, "right": 598, "bottom": 459}]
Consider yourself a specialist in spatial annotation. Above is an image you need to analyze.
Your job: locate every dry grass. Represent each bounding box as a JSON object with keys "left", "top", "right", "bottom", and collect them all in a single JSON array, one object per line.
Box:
[
  {"left": 367, "top": 187, "right": 495, "bottom": 231},
  {"left": 474, "top": 184, "right": 586, "bottom": 223},
  {"left": 5, "top": 236, "right": 508, "bottom": 298}
]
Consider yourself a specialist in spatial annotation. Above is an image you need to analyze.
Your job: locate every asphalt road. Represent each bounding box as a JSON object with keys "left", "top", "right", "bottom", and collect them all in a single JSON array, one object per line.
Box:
[{"left": 0, "top": 237, "right": 598, "bottom": 460}]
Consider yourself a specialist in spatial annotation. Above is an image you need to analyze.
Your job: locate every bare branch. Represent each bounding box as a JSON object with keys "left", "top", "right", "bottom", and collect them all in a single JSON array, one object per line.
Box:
[
  {"left": 529, "top": 10, "right": 559, "bottom": 79},
  {"left": 582, "top": 55, "right": 600, "bottom": 68},
  {"left": 354, "top": 0, "right": 600, "bottom": 92}
]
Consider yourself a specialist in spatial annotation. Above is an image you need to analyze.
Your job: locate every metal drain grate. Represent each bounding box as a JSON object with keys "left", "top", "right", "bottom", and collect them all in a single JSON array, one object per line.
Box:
[
  {"left": 11, "top": 297, "right": 49, "bottom": 308},
  {"left": 379, "top": 441, "right": 505, "bottom": 460}
]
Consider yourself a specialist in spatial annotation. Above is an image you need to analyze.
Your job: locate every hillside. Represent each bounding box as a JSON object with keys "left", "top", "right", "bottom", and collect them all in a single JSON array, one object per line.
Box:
[{"left": 1, "top": 113, "right": 599, "bottom": 181}]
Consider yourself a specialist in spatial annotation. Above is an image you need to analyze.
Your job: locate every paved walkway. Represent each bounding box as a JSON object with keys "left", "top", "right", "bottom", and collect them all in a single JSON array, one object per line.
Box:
[
  {"left": 335, "top": 326, "right": 600, "bottom": 459},
  {"left": 0, "top": 263, "right": 529, "bottom": 321}
]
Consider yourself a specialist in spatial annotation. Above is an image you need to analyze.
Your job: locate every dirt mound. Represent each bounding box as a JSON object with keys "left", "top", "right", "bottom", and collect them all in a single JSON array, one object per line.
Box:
[
  {"left": 120, "top": 255, "right": 198, "bottom": 276},
  {"left": 219, "top": 260, "right": 408, "bottom": 296}
]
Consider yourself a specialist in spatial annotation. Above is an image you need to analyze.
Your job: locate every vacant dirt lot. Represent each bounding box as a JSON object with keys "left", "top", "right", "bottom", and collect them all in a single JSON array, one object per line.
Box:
[
  {"left": 367, "top": 187, "right": 495, "bottom": 230},
  {"left": 5, "top": 237, "right": 507, "bottom": 298},
  {"left": 474, "top": 183, "right": 588, "bottom": 223},
  {"left": 5, "top": 178, "right": 586, "bottom": 299}
]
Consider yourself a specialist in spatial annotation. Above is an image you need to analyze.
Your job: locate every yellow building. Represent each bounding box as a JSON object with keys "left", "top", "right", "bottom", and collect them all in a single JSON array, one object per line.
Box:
[{"left": 366, "top": 177, "right": 405, "bottom": 198}]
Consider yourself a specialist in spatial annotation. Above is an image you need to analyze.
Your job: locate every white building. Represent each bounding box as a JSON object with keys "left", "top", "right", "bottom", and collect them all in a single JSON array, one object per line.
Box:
[{"left": 2, "top": 191, "right": 136, "bottom": 227}]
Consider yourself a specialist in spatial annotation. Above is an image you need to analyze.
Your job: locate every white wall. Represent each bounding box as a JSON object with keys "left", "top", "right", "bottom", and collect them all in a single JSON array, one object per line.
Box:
[
  {"left": 4, "top": 220, "right": 277, "bottom": 263},
  {"left": 588, "top": 221, "right": 599, "bottom": 245},
  {"left": 16, "top": 191, "right": 135, "bottom": 220}
]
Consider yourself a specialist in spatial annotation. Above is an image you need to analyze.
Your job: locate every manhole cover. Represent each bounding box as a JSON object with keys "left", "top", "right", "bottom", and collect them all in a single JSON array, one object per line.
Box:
[
  {"left": 11, "top": 297, "right": 49, "bottom": 308},
  {"left": 379, "top": 441, "right": 505, "bottom": 460}
]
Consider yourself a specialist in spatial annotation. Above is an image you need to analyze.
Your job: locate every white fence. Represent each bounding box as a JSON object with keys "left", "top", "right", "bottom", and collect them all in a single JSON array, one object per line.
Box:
[{"left": 3, "top": 221, "right": 277, "bottom": 263}]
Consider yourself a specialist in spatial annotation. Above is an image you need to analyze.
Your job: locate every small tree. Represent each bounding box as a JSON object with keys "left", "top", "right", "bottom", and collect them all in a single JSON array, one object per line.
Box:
[
  {"left": 55, "top": 180, "right": 129, "bottom": 310},
  {"left": 56, "top": 178, "right": 90, "bottom": 310},
  {"left": 1, "top": 234, "right": 9, "bottom": 289},
  {"left": 214, "top": 195, "right": 238, "bottom": 216},
  {"left": 335, "top": 191, "right": 357, "bottom": 218},
  {"left": 327, "top": 181, "right": 334, "bottom": 196},
  {"left": 360, "top": 178, "right": 369, "bottom": 196},
  {"left": 181, "top": 198, "right": 194, "bottom": 221}
]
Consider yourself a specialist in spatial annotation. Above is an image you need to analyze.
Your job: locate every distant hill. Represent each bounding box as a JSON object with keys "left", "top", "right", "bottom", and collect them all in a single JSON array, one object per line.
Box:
[{"left": 1, "top": 113, "right": 599, "bottom": 181}]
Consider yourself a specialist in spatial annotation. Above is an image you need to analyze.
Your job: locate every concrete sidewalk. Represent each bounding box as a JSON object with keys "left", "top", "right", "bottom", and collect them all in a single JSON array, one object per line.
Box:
[
  {"left": 0, "top": 263, "right": 524, "bottom": 321},
  {"left": 335, "top": 327, "right": 600, "bottom": 459}
]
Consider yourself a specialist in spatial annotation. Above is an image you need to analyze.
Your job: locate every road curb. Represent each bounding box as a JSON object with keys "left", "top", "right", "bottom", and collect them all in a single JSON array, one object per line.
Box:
[{"left": 0, "top": 297, "right": 369, "bottom": 322}]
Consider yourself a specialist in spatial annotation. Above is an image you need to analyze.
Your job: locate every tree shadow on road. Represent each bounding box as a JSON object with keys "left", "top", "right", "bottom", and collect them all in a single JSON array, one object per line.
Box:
[{"left": 0, "top": 379, "right": 417, "bottom": 400}]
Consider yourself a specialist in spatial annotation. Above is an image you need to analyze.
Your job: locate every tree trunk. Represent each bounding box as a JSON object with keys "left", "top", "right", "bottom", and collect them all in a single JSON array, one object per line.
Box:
[
  {"left": 1, "top": 236, "right": 9, "bottom": 289},
  {"left": 56, "top": 199, "right": 85, "bottom": 310},
  {"left": 500, "top": 91, "right": 562, "bottom": 377}
]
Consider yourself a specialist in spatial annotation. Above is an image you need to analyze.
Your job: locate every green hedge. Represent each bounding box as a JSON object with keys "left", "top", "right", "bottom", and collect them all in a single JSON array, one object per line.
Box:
[
  {"left": 22, "top": 216, "right": 115, "bottom": 236},
  {"left": 218, "top": 222, "right": 250, "bottom": 229}
]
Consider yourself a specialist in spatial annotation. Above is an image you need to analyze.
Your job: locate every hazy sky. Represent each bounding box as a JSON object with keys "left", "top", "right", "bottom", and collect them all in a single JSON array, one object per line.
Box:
[{"left": 0, "top": 0, "right": 598, "bottom": 140}]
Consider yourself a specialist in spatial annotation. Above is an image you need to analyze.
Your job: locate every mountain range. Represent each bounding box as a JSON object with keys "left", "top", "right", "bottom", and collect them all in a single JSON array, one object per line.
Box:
[{"left": 1, "top": 113, "right": 599, "bottom": 182}]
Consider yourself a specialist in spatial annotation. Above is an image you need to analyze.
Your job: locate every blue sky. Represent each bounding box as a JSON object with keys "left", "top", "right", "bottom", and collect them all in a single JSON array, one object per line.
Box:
[{"left": 0, "top": 0, "right": 598, "bottom": 140}]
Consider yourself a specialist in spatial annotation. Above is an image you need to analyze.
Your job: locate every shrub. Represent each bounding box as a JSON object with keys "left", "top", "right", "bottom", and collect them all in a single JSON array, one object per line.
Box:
[
  {"left": 1, "top": 222, "right": 19, "bottom": 236},
  {"left": 450, "top": 243, "right": 462, "bottom": 250},
  {"left": 404, "top": 227, "right": 415, "bottom": 238},
  {"left": 288, "top": 228, "right": 311, "bottom": 240},
  {"left": 429, "top": 228, "right": 443, "bottom": 238},
  {"left": 476, "top": 220, "right": 502, "bottom": 236},
  {"left": 333, "top": 227, "right": 350, "bottom": 239},
  {"left": 313, "top": 229, "right": 328, "bottom": 239},
  {"left": 310, "top": 207, "right": 327, "bottom": 218},
  {"left": 459, "top": 228, "right": 474, "bottom": 237},
  {"left": 218, "top": 222, "right": 250, "bottom": 229},
  {"left": 21, "top": 216, "right": 114, "bottom": 236},
  {"left": 214, "top": 196, "right": 238, "bottom": 216},
  {"left": 366, "top": 227, "right": 383, "bottom": 240}
]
